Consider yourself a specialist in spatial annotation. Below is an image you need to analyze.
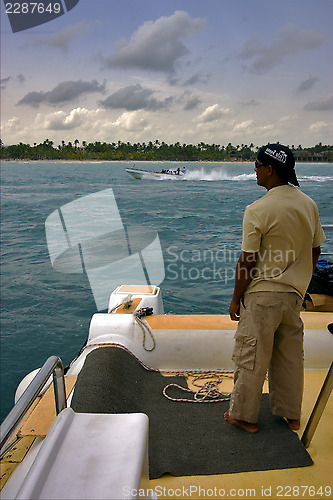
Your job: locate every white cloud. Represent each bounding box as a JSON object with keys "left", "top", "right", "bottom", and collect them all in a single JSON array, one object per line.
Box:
[
  {"left": 232, "top": 120, "right": 253, "bottom": 133},
  {"left": 1, "top": 117, "right": 34, "bottom": 144},
  {"left": 1, "top": 117, "right": 21, "bottom": 134},
  {"left": 35, "top": 108, "right": 102, "bottom": 130},
  {"left": 113, "top": 111, "right": 150, "bottom": 132},
  {"left": 34, "top": 107, "right": 151, "bottom": 137},
  {"left": 196, "top": 104, "right": 232, "bottom": 123},
  {"left": 103, "top": 11, "right": 205, "bottom": 73},
  {"left": 278, "top": 114, "right": 299, "bottom": 123},
  {"left": 229, "top": 120, "right": 274, "bottom": 140},
  {"left": 254, "top": 124, "right": 275, "bottom": 135},
  {"left": 308, "top": 121, "right": 330, "bottom": 134}
]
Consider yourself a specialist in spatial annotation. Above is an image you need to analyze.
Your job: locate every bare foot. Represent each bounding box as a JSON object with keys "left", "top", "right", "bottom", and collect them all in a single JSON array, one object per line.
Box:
[
  {"left": 224, "top": 410, "right": 259, "bottom": 433},
  {"left": 286, "top": 418, "right": 300, "bottom": 430}
]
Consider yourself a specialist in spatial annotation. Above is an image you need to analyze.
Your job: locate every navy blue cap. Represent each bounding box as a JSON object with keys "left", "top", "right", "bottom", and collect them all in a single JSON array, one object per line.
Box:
[{"left": 257, "top": 144, "right": 299, "bottom": 186}]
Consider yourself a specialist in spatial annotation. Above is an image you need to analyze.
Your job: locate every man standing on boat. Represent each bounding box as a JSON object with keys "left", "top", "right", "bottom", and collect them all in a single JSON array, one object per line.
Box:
[{"left": 226, "top": 144, "right": 326, "bottom": 433}]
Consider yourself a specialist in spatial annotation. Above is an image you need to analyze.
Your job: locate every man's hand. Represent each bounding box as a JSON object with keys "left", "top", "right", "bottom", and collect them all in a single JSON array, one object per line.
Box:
[
  {"left": 229, "top": 298, "right": 240, "bottom": 321},
  {"left": 312, "top": 246, "right": 321, "bottom": 271},
  {"left": 229, "top": 250, "right": 258, "bottom": 321}
]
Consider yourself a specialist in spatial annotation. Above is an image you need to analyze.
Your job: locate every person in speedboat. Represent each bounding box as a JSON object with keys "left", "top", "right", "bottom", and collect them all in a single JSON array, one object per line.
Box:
[{"left": 226, "top": 143, "right": 326, "bottom": 433}]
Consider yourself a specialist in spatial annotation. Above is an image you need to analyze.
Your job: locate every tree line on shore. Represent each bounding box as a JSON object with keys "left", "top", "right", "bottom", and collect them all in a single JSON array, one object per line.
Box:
[{"left": 1, "top": 139, "right": 332, "bottom": 162}]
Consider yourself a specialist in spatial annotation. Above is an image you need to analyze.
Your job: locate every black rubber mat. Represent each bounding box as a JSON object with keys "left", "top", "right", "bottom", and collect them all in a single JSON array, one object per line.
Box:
[{"left": 71, "top": 347, "right": 313, "bottom": 479}]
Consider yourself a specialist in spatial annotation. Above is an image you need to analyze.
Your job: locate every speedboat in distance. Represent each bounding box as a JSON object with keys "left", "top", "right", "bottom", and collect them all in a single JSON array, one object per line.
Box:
[{"left": 126, "top": 165, "right": 186, "bottom": 180}]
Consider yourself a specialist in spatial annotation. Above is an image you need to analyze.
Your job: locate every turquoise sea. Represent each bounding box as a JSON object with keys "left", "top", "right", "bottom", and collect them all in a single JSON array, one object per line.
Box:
[{"left": 1, "top": 161, "right": 332, "bottom": 422}]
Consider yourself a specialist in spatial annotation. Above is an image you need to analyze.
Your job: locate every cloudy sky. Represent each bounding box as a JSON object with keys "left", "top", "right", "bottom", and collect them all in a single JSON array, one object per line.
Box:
[{"left": 1, "top": 0, "right": 332, "bottom": 148}]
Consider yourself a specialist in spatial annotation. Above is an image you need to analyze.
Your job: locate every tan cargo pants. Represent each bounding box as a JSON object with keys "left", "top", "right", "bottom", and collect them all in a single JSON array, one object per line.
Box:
[{"left": 229, "top": 291, "right": 304, "bottom": 423}]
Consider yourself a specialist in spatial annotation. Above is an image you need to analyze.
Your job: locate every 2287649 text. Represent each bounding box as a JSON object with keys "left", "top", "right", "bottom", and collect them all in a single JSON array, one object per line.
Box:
[
  {"left": 275, "top": 485, "right": 331, "bottom": 497},
  {"left": 5, "top": 3, "right": 61, "bottom": 14}
]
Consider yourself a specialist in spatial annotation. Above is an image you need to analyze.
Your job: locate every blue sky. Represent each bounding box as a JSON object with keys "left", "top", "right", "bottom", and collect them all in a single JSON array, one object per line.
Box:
[{"left": 1, "top": 0, "right": 332, "bottom": 148}]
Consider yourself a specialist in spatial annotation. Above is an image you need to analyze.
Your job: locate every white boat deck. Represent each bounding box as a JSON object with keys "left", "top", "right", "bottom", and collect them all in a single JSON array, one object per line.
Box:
[{"left": 1, "top": 283, "right": 332, "bottom": 500}]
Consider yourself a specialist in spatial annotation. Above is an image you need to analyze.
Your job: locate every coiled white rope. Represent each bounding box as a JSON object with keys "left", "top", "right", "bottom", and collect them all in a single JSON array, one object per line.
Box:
[
  {"left": 97, "top": 304, "right": 232, "bottom": 401},
  {"left": 163, "top": 372, "right": 231, "bottom": 403},
  {"left": 133, "top": 310, "right": 156, "bottom": 352},
  {"left": 108, "top": 299, "right": 156, "bottom": 352}
]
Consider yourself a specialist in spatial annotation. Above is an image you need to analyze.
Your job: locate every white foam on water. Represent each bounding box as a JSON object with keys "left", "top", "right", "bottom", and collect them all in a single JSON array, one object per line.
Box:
[
  {"left": 182, "top": 168, "right": 333, "bottom": 183},
  {"left": 183, "top": 167, "right": 255, "bottom": 181},
  {"left": 299, "top": 175, "right": 333, "bottom": 182}
]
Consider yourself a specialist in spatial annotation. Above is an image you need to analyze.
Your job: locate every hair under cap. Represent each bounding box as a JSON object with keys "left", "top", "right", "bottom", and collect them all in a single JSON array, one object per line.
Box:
[{"left": 257, "top": 143, "right": 299, "bottom": 186}]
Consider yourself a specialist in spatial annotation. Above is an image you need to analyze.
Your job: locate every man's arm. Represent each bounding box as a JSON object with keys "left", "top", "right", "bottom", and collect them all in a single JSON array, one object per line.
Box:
[
  {"left": 312, "top": 246, "right": 321, "bottom": 271},
  {"left": 229, "top": 251, "right": 258, "bottom": 321}
]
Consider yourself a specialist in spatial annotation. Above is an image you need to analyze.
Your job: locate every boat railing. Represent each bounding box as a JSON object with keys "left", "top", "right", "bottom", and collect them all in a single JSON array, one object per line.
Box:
[
  {"left": 0, "top": 356, "right": 66, "bottom": 457},
  {"left": 301, "top": 361, "right": 333, "bottom": 448}
]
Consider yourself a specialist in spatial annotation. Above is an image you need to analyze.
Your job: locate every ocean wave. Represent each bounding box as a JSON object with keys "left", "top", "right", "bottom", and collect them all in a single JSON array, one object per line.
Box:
[
  {"left": 183, "top": 168, "right": 333, "bottom": 183},
  {"left": 183, "top": 168, "right": 255, "bottom": 181},
  {"left": 299, "top": 175, "right": 333, "bottom": 182}
]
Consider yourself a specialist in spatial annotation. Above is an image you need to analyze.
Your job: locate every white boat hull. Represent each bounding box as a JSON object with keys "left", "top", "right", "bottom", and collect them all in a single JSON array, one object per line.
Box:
[{"left": 126, "top": 167, "right": 185, "bottom": 180}]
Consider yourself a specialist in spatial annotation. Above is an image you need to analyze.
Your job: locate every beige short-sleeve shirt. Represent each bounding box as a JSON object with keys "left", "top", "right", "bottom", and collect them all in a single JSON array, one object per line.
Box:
[{"left": 242, "top": 185, "right": 326, "bottom": 297}]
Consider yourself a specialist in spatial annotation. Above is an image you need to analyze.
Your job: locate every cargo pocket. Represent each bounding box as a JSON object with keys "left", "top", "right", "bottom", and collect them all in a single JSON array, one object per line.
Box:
[{"left": 232, "top": 334, "right": 257, "bottom": 370}]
